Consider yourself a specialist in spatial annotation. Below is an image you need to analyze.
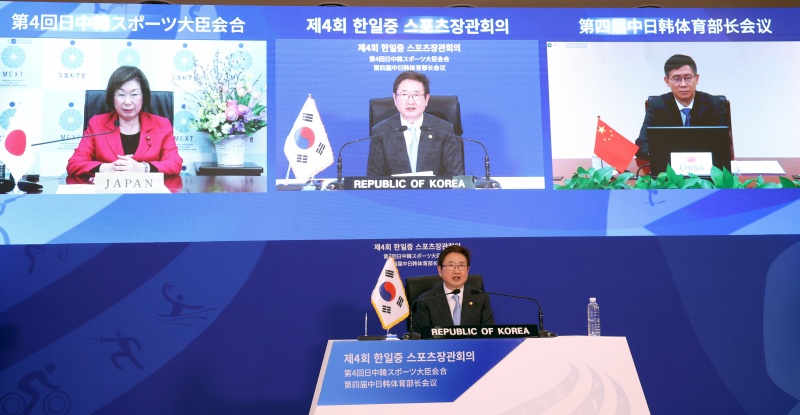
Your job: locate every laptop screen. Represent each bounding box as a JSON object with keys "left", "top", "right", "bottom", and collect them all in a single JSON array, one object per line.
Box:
[{"left": 647, "top": 126, "right": 732, "bottom": 176}]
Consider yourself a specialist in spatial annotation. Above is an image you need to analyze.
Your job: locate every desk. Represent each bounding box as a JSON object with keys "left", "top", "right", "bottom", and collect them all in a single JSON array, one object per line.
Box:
[
  {"left": 4, "top": 175, "right": 268, "bottom": 194},
  {"left": 553, "top": 158, "right": 800, "bottom": 184},
  {"left": 310, "top": 336, "right": 649, "bottom": 415},
  {"left": 194, "top": 162, "right": 264, "bottom": 176},
  {"left": 276, "top": 176, "right": 546, "bottom": 190}
]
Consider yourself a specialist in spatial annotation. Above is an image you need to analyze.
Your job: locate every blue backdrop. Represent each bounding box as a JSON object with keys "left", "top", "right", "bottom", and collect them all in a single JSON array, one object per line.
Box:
[
  {"left": 2, "top": 3, "right": 800, "bottom": 415},
  {"left": 2, "top": 237, "right": 799, "bottom": 414}
]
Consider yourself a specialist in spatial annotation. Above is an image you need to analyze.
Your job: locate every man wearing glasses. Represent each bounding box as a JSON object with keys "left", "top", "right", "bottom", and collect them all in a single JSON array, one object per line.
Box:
[
  {"left": 367, "top": 71, "right": 464, "bottom": 176},
  {"left": 635, "top": 54, "right": 729, "bottom": 159},
  {"left": 413, "top": 245, "right": 494, "bottom": 333}
]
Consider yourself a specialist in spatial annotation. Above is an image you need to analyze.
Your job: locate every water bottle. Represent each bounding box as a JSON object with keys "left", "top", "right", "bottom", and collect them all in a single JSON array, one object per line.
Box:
[{"left": 587, "top": 297, "right": 601, "bottom": 336}]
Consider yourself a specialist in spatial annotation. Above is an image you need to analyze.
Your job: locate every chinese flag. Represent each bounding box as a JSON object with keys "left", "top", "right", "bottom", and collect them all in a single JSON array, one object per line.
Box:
[{"left": 594, "top": 117, "right": 639, "bottom": 173}]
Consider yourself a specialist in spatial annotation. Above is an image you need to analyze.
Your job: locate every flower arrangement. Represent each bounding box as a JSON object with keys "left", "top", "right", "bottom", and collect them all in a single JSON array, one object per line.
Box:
[{"left": 187, "top": 50, "right": 266, "bottom": 144}]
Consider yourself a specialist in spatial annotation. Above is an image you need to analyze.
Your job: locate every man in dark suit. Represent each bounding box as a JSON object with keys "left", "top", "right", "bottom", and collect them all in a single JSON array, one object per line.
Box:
[
  {"left": 413, "top": 245, "right": 494, "bottom": 333},
  {"left": 367, "top": 71, "right": 464, "bottom": 176},
  {"left": 635, "top": 54, "right": 728, "bottom": 159}
]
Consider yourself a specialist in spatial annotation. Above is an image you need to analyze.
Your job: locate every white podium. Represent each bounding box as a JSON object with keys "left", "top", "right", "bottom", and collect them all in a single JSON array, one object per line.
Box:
[{"left": 310, "top": 336, "right": 649, "bottom": 415}]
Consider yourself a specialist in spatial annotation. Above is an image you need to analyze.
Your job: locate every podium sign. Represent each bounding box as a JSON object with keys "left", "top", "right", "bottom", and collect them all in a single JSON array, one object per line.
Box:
[
  {"left": 94, "top": 172, "right": 169, "bottom": 194},
  {"left": 422, "top": 324, "right": 539, "bottom": 339},
  {"left": 310, "top": 336, "right": 649, "bottom": 415},
  {"left": 342, "top": 175, "right": 476, "bottom": 190}
]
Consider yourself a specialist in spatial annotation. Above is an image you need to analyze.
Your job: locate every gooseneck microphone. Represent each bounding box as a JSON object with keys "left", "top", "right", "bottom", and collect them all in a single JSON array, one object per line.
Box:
[
  {"left": 327, "top": 125, "right": 408, "bottom": 190},
  {"left": 419, "top": 126, "right": 500, "bottom": 189},
  {"left": 470, "top": 288, "right": 557, "bottom": 338},
  {"left": 32, "top": 120, "right": 119, "bottom": 147},
  {"left": 403, "top": 288, "right": 461, "bottom": 340}
]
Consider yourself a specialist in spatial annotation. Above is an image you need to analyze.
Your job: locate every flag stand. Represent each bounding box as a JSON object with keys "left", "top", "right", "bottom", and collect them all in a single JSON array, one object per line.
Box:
[
  {"left": 357, "top": 333, "right": 399, "bottom": 341},
  {"left": 363, "top": 257, "right": 408, "bottom": 340},
  {"left": 284, "top": 165, "right": 322, "bottom": 190}
]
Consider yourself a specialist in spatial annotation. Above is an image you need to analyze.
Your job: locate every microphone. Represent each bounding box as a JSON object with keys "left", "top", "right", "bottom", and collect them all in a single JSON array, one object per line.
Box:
[
  {"left": 326, "top": 125, "right": 408, "bottom": 190},
  {"left": 419, "top": 126, "right": 500, "bottom": 189},
  {"left": 32, "top": 120, "right": 119, "bottom": 147},
  {"left": 470, "top": 288, "right": 557, "bottom": 338},
  {"left": 402, "top": 288, "right": 461, "bottom": 340}
]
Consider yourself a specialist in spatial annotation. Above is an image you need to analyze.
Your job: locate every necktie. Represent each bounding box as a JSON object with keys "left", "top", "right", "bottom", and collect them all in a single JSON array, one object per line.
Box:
[
  {"left": 452, "top": 295, "right": 461, "bottom": 325},
  {"left": 681, "top": 108, "right": 691, "bottom": 126},
  {"left": 407, "top": 126, "right": 418, "bottom": 173}
]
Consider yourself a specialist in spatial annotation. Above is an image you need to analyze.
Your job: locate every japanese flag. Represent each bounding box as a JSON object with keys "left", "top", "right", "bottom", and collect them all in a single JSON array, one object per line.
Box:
[
  {"left": 283, "top": 95, "right": 333, "bottom": 181},
  {"left": 370, "top": 257, "right": 410, "bottom": 331},
  {"left": 0, "top": 103, "right": 35, "bottom": 184}
]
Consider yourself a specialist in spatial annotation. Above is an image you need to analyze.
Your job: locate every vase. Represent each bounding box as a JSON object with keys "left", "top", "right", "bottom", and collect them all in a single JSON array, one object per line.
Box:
[{"left": 214, "top": 134, "right": 247, "bottom": 166}]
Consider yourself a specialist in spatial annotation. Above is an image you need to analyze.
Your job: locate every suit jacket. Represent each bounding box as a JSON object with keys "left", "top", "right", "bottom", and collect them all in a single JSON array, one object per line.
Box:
[
  {"left": 367, "top": 113, "right": 464, "bottom": 176},
  {"left": 67, "top": 112, "right": 183, "bottom": 176},
  {"left": 635, "top": 91, "right": 728, "bottom": 159},
  {"left": 413, "top": 284, "right": 494, "bottom": 333}
]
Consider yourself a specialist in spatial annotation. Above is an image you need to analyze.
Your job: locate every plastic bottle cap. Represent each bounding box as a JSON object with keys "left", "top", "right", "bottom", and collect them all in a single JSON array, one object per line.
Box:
[{"left": 589, "top": 297, "right": 596, "bottom": 302}]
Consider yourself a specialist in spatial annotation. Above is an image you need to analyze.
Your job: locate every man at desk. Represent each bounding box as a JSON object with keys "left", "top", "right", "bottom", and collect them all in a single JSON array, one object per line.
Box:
[
  {"left": 413, "top": 245, "right": 494, "bottom": 333},
  {"left": 367, "top": 71, "right": 464, "bottom": 176},
  {"left": 635, "top": 54, "right": 728, "bottom": 159}
]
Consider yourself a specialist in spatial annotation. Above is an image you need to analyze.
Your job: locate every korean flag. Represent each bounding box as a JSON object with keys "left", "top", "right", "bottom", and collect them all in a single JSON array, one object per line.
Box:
[{"left": 283, "top": 95, "right": 333, "bottom": 181}]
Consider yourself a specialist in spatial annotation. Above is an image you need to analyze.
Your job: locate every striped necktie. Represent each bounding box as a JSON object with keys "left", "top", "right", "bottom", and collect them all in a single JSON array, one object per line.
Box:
[
  {"left": 681, "top": 108, "right": 691, "bottom": 126},
  {"left": 452, "top": 294, "right": 461, "bottom": 325}
]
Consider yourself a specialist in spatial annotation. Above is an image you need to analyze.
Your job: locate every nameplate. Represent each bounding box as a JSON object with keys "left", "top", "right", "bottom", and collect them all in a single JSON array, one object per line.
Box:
[
  {"left": 670, "top": 152, "right": 713, "bottom": 176},
  {"left": 422, "top": 324, "right": 539, "bottom": 339},
  {"left": 95, "top": 172, "right": 168, "bottom": 194},
  {"left": 343, "top": 175, "right": 475, "bottom": 190}
]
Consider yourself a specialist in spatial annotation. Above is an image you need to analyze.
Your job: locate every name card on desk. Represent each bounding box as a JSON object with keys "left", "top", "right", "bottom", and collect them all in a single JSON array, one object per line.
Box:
[
  {"left": 671, "top": 152, "right": 713, "bottom": 176},
  {"left": 95, "top": 172, "right": 169, "bottom": 194},
  {"left": 422, "top": 324, "right": 539, "bottom": 339},
  {"left": 343, "top": 175, "right": 475, "bottom": 190}
]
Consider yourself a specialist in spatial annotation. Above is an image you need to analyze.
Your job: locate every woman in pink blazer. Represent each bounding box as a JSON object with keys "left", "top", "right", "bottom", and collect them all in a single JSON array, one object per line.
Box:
[{"left": 67, "top": 66, "right": 183, "bottom": 176}]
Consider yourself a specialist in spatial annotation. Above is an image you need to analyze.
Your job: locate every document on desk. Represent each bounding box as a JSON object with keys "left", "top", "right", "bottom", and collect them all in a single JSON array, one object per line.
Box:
[
  {"left": 392, "top": 171, "right": 434, "bottom": 177},
  {"left": 732, "top": 160, "right": 785, "bottom": 175},
  {"left": 56, "top": 184, "right": 96, "bottom": 194}
]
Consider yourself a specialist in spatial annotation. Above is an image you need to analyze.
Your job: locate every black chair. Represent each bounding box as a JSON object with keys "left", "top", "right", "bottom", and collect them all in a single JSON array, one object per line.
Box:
[
  {"left": 403, "top": 274, "right": 484, "bottom": 332},
  {"left": 83, "top": 90, "right": 174, "bottom": 131},
  {"left": 645, "top": 95, "right": 733, "bottom": 159},
  {"left": 368, "top": 95, "right": 463, "bottom": 136}
]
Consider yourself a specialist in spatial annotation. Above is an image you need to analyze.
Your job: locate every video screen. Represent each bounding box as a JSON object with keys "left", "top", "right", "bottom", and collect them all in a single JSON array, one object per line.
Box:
[
  {"left": 0, "top": 3, "right": 267, "bottom": 195},
  {"left": 548, "top": 41, "right": 799, "bottom": 181},
  {"left": 275, "top": 38, "right": 545, "bottom": 190},
  {"left": 1, "top": 4, "right": 799, "bottom": 245}
]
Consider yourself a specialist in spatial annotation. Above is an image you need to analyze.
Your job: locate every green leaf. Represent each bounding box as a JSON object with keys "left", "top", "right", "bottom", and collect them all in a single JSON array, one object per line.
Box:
[
  {"left": 710, "top": 165, "right": 724, "bottom": 185},
  {"left": 698, "top": 179, "right": 715, "bottom": 189},
  {"left": 722, "top": 166, "right": 735, "bottom": 188},
  {"left": 779, "top": 176, "right": 798, "bottom": 188},
  {"left": 252, "top": 104, "right": 266, "bottom": 115},
  {"left": 681, "top": 177, "right": 700, "bottom": 189},
  {"left": 613, "top": 172, "right": 634, "bottom": 187},
  {"left": 666, "top": 164, "right": 679, "bottom": 184},
  {"left": 593, "top": 167, "right": 614, "bottom": 183}
]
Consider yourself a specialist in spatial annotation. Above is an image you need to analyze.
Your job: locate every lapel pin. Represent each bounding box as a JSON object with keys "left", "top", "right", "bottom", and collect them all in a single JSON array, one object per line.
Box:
[{"left": 469, "top": 301, "right": 473, "bottom": 306}]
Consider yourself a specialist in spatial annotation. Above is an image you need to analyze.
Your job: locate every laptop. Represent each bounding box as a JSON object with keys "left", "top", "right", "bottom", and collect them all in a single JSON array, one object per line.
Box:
[{"left": 647, "top": 126, "right": 731, "bottom": 176}]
